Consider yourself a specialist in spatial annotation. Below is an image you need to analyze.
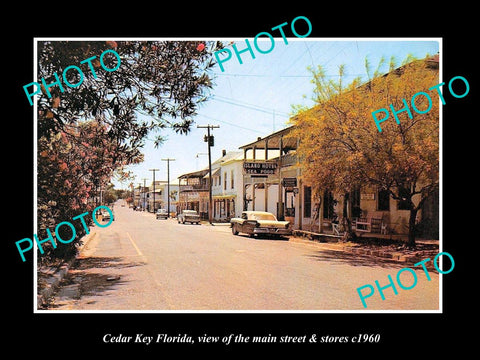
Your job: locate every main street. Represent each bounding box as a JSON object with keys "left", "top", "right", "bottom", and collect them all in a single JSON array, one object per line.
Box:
[{"left": 44, "top": 203, "right": 440, "bottom": 311}]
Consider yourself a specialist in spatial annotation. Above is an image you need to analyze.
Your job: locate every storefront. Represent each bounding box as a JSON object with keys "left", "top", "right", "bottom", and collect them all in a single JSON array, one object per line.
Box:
[
  {"left": 239, "top": 126, "right": 299, "bottom": 224},
  {"left": 213, "top": 195, "right": 236, "bottom": 221},
  {"left": 178, "top": 169, "right": 209, "bottom": 220}
]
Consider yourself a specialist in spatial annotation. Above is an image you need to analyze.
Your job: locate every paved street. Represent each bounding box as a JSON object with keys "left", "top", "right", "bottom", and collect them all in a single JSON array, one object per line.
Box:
[{"left": 44, "top": 204, "right": 440, "bottom": 311}]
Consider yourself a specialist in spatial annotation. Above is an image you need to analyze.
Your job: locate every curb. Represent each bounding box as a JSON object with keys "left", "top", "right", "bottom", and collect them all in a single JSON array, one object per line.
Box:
[
  {"left": 345, "top": 246, "right": 430, "bottom": 266},
  {"left": 290, "top": 236, "right": 439, "bottom": 269},
  {"left": 37, "top": 258, "right": 76, "bottom": 308},
  {"left": 37, "top": 230, "right": 97, "bottom": 308}
]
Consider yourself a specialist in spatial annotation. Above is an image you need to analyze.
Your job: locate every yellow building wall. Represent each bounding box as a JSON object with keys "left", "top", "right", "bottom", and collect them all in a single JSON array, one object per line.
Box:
[{"left": 335, "top": 186, "right": 424, "bottom": 235}]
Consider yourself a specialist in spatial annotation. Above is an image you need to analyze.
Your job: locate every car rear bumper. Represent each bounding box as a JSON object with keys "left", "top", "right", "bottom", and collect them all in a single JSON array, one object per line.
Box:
[{"left": 254, "top": 227, "right": 291, "bottom": 235}]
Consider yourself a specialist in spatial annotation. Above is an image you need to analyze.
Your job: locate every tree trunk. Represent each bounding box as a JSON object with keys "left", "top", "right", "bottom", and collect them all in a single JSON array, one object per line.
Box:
[
  {"left": 407, "top": 208, "right": 418, "bottom": 249},
  {"left": 342, "top": 193, "right": 357, "bottom": 242}
]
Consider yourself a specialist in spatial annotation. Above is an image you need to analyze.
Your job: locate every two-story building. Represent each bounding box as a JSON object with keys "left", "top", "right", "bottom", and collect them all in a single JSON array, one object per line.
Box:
[
  {"left": 210, "top": 150, "right": 244, "bottom": 221},
  {"left": 237, "top": 122, "right": 438, "bottom": 239},
  {"left": 177, "top": 150, "right": 245, "bottom": 222},
  {"left": 178, "top": 168, "right": 210, "bottom": 219},
  {"left": 235, "top": 56, "right": 439, "bottom": 239},
  {"left": 239, "top": 126, "right": 299, "bottom": 224}
]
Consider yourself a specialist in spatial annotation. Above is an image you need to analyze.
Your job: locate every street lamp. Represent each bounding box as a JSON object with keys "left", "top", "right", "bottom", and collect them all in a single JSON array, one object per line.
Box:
[
  {"left": 196, "top": 152, "right": 208, "bottom": 170},
  {"left": 149, "top": 168, "right": 159, "bottom": 212},
  {"left": 161, "top": 158, "right": 175, "bottom": 218}
]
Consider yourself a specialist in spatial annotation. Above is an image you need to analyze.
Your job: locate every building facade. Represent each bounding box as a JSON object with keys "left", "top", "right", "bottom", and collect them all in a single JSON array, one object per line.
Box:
[
  {"left": 211, "top": 150, "right": 244, "bottom": 221},
  {"left": 147, "top": 180, "right": 179, "bottom": 214},
  {"left": 178, "top": 168, "right": 210, "bottom": 219},
  {"left": 237, "top": 125, "right": 438, "bottom": 238}
]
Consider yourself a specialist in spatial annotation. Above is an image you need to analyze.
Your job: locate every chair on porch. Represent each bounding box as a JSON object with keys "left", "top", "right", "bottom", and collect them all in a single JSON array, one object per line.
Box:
[
  {"left": 332, "top": 222, "right": 343, "bottom": 236},
  {"left": 355, "top": 211, "right": 388, "bottom": 234}
]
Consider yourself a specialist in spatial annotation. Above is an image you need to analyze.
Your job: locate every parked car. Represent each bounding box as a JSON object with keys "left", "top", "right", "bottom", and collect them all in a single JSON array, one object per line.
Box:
[
  {"left": 156, "top": 208, "right": 168, "bottom": 219},
  {"left": 177, "top": 210, "right": 201, "bottom": 225},
  {"left": 230, "top": 211, "right": 291, "bottom": 238},
  {"left": 101, "top": 209, "right": 114, "bottom": 222}
]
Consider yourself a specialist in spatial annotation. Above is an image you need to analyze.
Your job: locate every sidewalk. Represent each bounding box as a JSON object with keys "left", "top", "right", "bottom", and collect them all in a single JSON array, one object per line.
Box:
[
  {"left": 37, "top": 230, "right": 97, "bottom": 309},
  {"left": 289, "top": 235, "right": 440, "bottom": 268},
  {"left": 205, "top": 222, "right": 440, "bottom": 267}
]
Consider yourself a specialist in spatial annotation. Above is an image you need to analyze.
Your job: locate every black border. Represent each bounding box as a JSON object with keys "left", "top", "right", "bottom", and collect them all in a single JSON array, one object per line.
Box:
[{"left": 7, "top": 6, "right": 472, "bottom": 355}]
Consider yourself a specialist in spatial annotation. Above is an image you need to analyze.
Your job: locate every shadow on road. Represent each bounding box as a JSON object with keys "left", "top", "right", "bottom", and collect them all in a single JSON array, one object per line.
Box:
[
  {"left": 45, "top": 256, "right": 145, "bottom": 309},
  {"left": 236, "top": 234, "right": 290, "bottom": 241},
  {"left": 306, "top": 249, "right": 406, "bottom": 269},
  {"left": 74, "top": 256, "right": 146, "bottom": 269}
]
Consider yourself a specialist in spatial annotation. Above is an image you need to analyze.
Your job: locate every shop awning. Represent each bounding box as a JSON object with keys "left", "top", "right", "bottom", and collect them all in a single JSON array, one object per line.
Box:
[{"left": 213, "top": 194, "right": 236, "bottom": 199}]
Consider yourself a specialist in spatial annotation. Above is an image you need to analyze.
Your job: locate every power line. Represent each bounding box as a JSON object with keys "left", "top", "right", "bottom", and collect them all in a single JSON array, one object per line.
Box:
[
  {"left": 211, "top": 96, "right": 290, "bottom": 118},
  {"left": 214, "top": 95, "right": 291, "bottom": 117},
  {"left": 196, "top": 113, "right": 265, "bottom": 134}
]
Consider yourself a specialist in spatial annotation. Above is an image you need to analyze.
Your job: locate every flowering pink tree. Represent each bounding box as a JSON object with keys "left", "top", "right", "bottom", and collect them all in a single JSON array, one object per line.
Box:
[{"left": 37, "top": 40, "right": 223, "bottom": 262}]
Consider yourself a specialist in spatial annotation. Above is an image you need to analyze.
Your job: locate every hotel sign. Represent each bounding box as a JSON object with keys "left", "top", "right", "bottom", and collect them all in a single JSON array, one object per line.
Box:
[{"left": 243, "top": 162, "right": 278, "bottom": 175}]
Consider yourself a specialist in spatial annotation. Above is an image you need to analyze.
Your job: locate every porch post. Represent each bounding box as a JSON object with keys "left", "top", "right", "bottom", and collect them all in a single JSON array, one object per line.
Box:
[{"left": 277, "top": 136, "right": 284, "bottom": 220}]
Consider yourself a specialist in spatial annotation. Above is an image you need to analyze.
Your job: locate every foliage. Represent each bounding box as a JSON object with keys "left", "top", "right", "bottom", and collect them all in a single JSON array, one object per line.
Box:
[
  {"left": 290, "top": 55, "right": 439, "bottom": 247},
  {"left": 36, "top": 40, "right": 223, "bottom": 263},
  {"left": 37, "top": 40, "right": 224, "bottom": 147}
]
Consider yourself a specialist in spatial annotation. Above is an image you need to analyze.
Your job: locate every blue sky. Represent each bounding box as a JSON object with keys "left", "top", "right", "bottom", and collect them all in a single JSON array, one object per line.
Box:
[{"left": 114, "top": 38, "right": 440, "bottom": 189}]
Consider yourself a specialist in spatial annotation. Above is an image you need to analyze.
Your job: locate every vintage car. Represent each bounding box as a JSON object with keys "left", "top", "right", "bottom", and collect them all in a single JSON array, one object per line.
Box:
[
  {"left": 101, "top": 209, "right": 114, "bottom": 222},
  {"left": 177, "top": 210, "right": 201, "bottom": 225},
  {"left": 156, "top": 208, "right": 168, "bottom": 219},
  {"left": 230, "top": 211, "right": 291, "bottom": 238}
]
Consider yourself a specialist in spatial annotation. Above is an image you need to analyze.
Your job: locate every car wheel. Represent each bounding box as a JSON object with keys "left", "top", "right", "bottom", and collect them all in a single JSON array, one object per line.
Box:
[{"left": 232, "top": 225, "right": 239, "bottom": 235}]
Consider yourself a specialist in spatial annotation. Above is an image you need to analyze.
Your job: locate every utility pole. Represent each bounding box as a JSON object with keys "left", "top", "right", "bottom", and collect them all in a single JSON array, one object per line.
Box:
[
  {"left": 149, "top": 168, "right": 159, "bottom": 213},
  {"left": 137, "top": 183, "right": 142, "bottom": 208},
  {"left": 197, "top": 124, "right": 219, "bottom": 224},
  {"left": 161, "top": 158, "right": 175, "bottom": 217},
  {"left": 142, "top": 178, "right": 148, "bottom": 210}
]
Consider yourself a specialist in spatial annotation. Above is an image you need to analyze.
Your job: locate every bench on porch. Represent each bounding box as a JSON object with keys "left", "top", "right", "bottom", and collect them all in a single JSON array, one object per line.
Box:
[{"left": 355, "top": 211, "right": 388, "bottom": 234}]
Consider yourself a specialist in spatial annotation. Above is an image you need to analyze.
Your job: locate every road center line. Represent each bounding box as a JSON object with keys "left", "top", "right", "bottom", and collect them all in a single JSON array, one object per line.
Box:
[{"left": 126, "top": 232, "right": 143, "bottom": 256}]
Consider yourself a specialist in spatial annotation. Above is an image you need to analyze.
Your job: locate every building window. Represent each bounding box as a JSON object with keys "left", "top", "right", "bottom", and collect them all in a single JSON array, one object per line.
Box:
[
  {"left": 323, "top": 190, "right": 335, "bottom": 219},
  {"left": 351, "top": 186, "right": 361, "bottom": 218},
  {"left": 304, "top": 186, "right": 312, "bottom": 218},
  {"left": 231, "top": 170, "right": 234, "bottom": 189},
  {"left": 224, "top": 172, "right": 227, "bottom": 190},
  {"left": 397, "top": 186, "right": 411, "bottom": 210},
  {"left": 378, "top": 189, "right": 390, "bottom": 211}
]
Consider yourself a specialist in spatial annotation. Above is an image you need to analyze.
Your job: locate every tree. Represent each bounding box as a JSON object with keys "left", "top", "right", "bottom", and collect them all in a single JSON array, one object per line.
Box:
[
  {"left": 37, "top": 40, "right": 223, "bottom": 145},
  {"left": 36, "top": 40, "right": 223, "bottom": 262},
  {"left": 290, "top": 55, "right": 439, "bottom": 248}
]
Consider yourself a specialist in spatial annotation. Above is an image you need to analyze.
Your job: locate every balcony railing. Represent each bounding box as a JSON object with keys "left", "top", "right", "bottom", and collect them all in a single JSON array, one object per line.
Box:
[
  {"left": 180, "top": 184, "right": 209, "bottom": 192},
  {"left": 281, "top": 153, "right": 298, "bottom": 167}
]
